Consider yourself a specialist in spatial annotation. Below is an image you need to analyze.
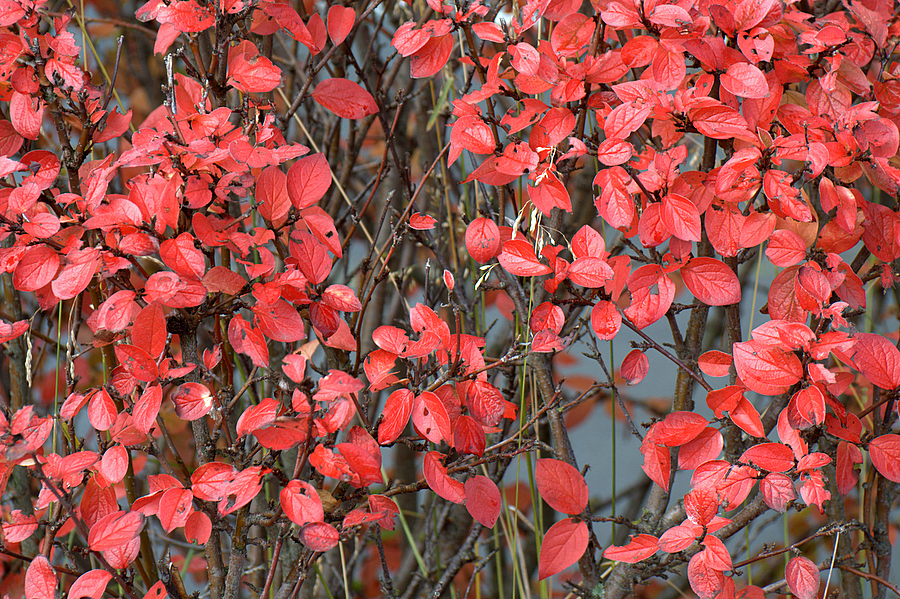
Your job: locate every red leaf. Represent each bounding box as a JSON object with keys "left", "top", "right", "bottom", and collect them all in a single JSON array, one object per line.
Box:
[
  {"left": 161, "top": 233, "right": 206, "bottom": 279},
  {"left": 624, "top": 265, "right": 675, "bottom": 329},
  {"left": 377, "top": 389, "right": 414, "bottom": 444},
  {"left": 568, "top": 256, "right": 613, "bottom": 287},
  {"left": 88, "top": 510, "right": 145, "bottom": 552},
  {"left": 535, "top": 458, "right": 589, "bottom": 515},
  {"left": 571, "top": 225, "right": 606, "bottom": 258},
  {"left": 410, "top": 34, "right": 453, "bottom": 79},
  {"left": 236, "top": 397, "right": 279, "bottom": 437},
  {"left": 688, "top": 551, "right": 725, "bottom": 599},
  {"left": 2, "top": 510, "right": 38, "bottom": 543},
  {"left": 498, "top": 239, "right": 552, "bottom": 276},
  {"left": 88, "top": 389, "right": 118, "bottom": 432},
  {"left": 658, "top": 524, "right": 699, "bottom": 552},
  {"left": 853, "top": 333, "right": 900, "bottom": 390},
  {"left": 509, "top": 42, "right": 539, "bottom": 76},
  {"left": 679, "top": 427, "right": 724, "bottom": 469},
  {"left": 158, "top": 488, "right": 193, "bottom": 533},
  {"left": 787, "top": 386, "right": 826, "bottom": 429},
  {"left": 299, "top": 206, "right": 343, "bottom": 258},
  {"left": 132, "top": 302, "right": 167, "bottom": 359},
  {"left": 312, "top": 78, "right": 378, "bottom": 119},
  {"left": 69, "top": 570, "right": 113, "bottom": 599},
  {"left": 299, "top": 521, "right": 339, "bottom": 551},
  {"left": 591, "top": 300, "right": 621, "bottom": 340},
  {"left": 538, "top": 518, "right": 589, "bottom": 580},
  {"left": 115, "top": 344, "right": 158, "bottom": 383},
  {"left": 422, "top": 451, "right": 465, "bottom": 504},
  {"left": 94, "top": 290, "right": 137, "bottom": 332},
  {"left": 253, "top": 299, "right": 307, "bottom": 342},
  {"left": 661, "top": 193, "right": 701, "bottom": 242},
  {"left": 699, "top": 351, "right": 732, "bottom": 377},
  {"left": 785, "top": 556, "right": 820, "bottom": 599},
  {"left": 171, "top": 382, "right": 213, "bottom": 421},
  {"left": 604, "top": 534, "right": 659, "bottom": 563},
  {"left": 413, "top": 391, "right": 451, "bottom": 444},
  {"left": 681, "top": 257, "right": 741, "bottom": 306},
  {"left": 729, "top": 396, "right": 764, "bottom": 437},
  {"left": 604, "top": 101, "right": 652, "bottom": 140},
  {"left": 281, "top": 480, "right": 324, "bottom": 526},
  {"left": 620, "top": 349, "right": 649, "bottom": 385},
  {"left": 733, "top": 340, "right": 802, "bottom": 395},
  {"left": 689, "top": 103, "right": 755, "bottom": 142},
  {"left": 256, "top": 165, "right": 290, "bottom": 224},
  {"left": 720, "top": 62, "right": 769, "bottom": 98},
  {"left": 759, "top": 472, "right": 795, "bottom": 512},
  {"left": 13, "top": 244, "right": 59, "bottom": 292},
  {"left": 409, "top": 212, "right": 437, "bottom": 230},
  {"left": 327, "top": 5, "right": 355, "bottom": 45},
  {"left": 191, "top": 462, "right": 237, "bottom": 502},
  {"left": 0, "top": 318, "right": 28, "bottom": 344},
  {"left": 100, "top": 444, "right": 129, "bottom": 484},
  {"left": 739, "top": 443, "right": 794, "bottom": 472},
  {"left": 227, "top": 44, "right": 281, "bottom": 93},
  {"left": 133, "top": 384, "right": 162, "bottom": 434},
  {"left": 465, "top": 218, "right": 501, "bottom": 263},
  {"left": 228, "top": 315, "right": 270, "bottom": 368},
  {"left": 765, "top": 229, "right": 807, "bottom": 267},
  {"left": 651, "top": 411, "right": 708, "bottom": 447},
  {"left": 702, "top": 535, "right": 732, "bottom": 571},
  {"left": 869, "top": 434, "right": 900, "bottom": 482},
  {"left": 496, "top": 142, "right": 538, "bottom": 176},
  {"left": 641, "top": 439, "right": 672, "bottom": 490},
  {"left": 53, "top": 247, "right": 99, "bottom": 300},
  {"left": 465, "top": 380, "right": 507, "bottom": 427},
  {"left": 184, "top": 511, "right": 211, "bottom": 544},
  {"left": 529, "top": 172, "right": 572, "bottom": 217},
  {"left": 218, "top": 466, "right": 267, "bottom": 516},
  {"left": 10, "top": 91, "right": 43, "bottom": 140},
  {"left": 287, "top": 153, "right": 331, "bottom": 210},
  {"left": 464, "top": 476, "right": 502, "bottom": 528},
  {"left": 25, "top": 556, "right": 57, "bottom": 599}
]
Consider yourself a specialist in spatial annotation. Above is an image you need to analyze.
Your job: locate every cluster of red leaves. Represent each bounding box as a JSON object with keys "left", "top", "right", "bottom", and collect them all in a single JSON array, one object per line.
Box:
[
  {"left": 405, "top": 0, "right": 900, "bottom": 593},
  {"left": 0, "top": 0, "right": 898, "bottom": 597}
]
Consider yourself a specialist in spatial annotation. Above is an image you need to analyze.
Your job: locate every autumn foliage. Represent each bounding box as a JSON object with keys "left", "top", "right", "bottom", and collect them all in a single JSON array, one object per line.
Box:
[{"left": 0, "top": 0, "right": 899, "bottom": 598}]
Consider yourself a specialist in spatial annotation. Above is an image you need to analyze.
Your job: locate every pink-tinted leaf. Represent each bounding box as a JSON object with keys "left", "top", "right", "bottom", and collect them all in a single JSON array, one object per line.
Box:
[
  {"left": 69, "top": 570, "right": 113, "bottom": 599},
  {"left": 2, "top": 510, "right": 38, "bottom": 543},
  {"left": 785, "top": 556, "right": 820, "bottom": 599},
  {"left": 25, "top": 556, "right": 57, "bottom": 599},
  {"left": 681, "top": 258, "right": 741, "bottom": 306},
  {"left": 88, "top": 511, "right": 145, "bottom": 552}
]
